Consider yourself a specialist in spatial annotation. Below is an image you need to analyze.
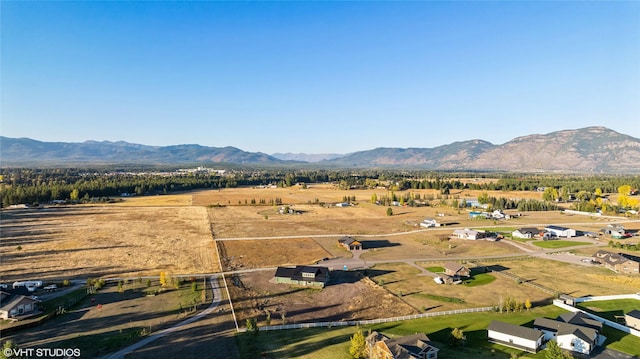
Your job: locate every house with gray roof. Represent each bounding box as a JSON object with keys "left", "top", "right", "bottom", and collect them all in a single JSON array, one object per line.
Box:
[
  {"left": 487, "top": 320, "right": 544, "bottom": 353},
  {"left": 367, "top": 331, "right": 439, "bottom": 359},
  {"left": 274, "top": 266, "right": 330, "bottom": 288},
  {"left": 0, "top": 290, "right": 40, "bottom": 320}
]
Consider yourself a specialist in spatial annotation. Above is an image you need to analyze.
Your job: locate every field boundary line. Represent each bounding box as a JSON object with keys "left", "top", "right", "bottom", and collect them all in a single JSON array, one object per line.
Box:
[{"left": 237, "top": 306, "right": 495, "bottom": 333}]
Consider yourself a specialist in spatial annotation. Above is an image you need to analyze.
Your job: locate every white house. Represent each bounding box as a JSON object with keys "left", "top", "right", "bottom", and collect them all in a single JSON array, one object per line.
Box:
[
  {"left": 544, "top": 225, "right": 577, "bottom": 238},
  {"left": 487, "top": 321, "right": 544, "bottom": 353},
  {"left": 534, "top": 316, "right": 600, "bottom": 355},
  {"left": 420, "top": 218, "right": 439, "bottom": 228},
  {"left": 512, "top": 228, "right": 541, "bottom": 239},
  {"left": 556, "top": 325, "right": 598, "bottom": 355},
  {"left": 452, "top": 229, "right": 484, "bottom": 240}
]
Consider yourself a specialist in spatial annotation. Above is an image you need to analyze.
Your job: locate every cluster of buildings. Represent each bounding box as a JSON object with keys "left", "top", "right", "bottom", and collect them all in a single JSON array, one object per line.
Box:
[{"left": 488, "top": 312, "right": 606, "bottom": 355}]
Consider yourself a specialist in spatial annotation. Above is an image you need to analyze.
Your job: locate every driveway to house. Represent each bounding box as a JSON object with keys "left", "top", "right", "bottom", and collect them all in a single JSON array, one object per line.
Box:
[
  {"left": 589, "top": 347, "right": 638, "bottom": 359},
  {"left": 102, "top": 275, "right": 221, "bottom": 359}
]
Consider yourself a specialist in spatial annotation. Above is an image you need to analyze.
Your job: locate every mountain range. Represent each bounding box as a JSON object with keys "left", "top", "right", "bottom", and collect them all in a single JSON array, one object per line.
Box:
[{"left": 1, "top": 127, "right": 639, "bottom": 173}]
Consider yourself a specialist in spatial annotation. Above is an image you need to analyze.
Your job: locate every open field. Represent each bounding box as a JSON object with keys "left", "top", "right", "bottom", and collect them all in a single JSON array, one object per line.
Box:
[
  {"left": 109, "top": 193, "right": 194, "bottom": 206},
  {"left": 199, "top": 187, "right": 632, "bottom": 240},
  {"left": 219, "top": 238, "right": 332, "bottom": 270},
  {"left": 370, "top": 262, "right": 550, "bottom": 312},
  {"left": 497, "top": 258, "right": 640, "bottom": 297},
  {"left": 227, "top": 270, "right": 416, "bottom": 328},
  {"left": 360, "top": 234, "right": 522, "bottom": 261},
  {"left": 0, "top": 206, "right": 219, "bottom": 281}
]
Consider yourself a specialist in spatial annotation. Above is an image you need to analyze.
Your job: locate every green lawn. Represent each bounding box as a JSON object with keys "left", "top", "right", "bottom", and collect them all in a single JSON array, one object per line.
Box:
[
  {"left": 412, "top": 293, "right": 465, "bottom": 304},
  {"left": 533, "top": 240, "right": 586, "bottom": 249},
  {"left": 426, "top": 266, "right": 444, "bottom": 273},
  {"left": 463, "top": 273, "right": 496, "bottom": 287},
  {"left": 577, "top": 299, "right": 640, "bottom": 322},
  {"left": 236, "top": 304, "right": 640, "bottom": 359}
]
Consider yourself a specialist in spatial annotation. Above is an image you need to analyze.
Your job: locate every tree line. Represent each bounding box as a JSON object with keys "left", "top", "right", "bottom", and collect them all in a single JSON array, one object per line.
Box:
[{"left": 1, "top": 167, "right": 638, "bottom": 207}]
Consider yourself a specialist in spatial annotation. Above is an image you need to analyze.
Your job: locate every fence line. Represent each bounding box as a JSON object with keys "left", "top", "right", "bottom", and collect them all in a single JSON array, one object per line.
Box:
[
  {"left": 484, "top": 267, "right": 557, "bottom": 296},
  {"left": 238, "top": 306, "right": 495, "bottom": 333},
  {"left": 574, "top": 294, "right": 640, "bottom": 303}
]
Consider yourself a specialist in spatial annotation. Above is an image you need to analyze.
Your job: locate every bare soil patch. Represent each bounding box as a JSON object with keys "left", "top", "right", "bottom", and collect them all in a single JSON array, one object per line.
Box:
[
  {"left": 227, "top": 270, "right": 416, "bottom": 327},
  {"left": 219, "top": 238, "right": 332, "bottom": 271},
  {"left": 0, "top": 206, "right": 218, "bottom": 281}
]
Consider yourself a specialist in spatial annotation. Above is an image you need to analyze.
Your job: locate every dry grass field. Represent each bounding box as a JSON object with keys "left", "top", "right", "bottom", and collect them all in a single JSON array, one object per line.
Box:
[
  {"left": 369, "top": 262, "right": 551, "bottom": 311},
  {"left": 496, "top": 258, "right": 640, "bottom": 297},
  {"left": 227, "top": 269, "right": 416, "bottom": 327},
  {"left": 0, "top": 205, "right": 219, "bottom": 281},
  {"left": 219, "top": 238, "right": 332, "bottom": 270},
  {"left": 109, "top": 193, "right": 194, "bottom": 207}
]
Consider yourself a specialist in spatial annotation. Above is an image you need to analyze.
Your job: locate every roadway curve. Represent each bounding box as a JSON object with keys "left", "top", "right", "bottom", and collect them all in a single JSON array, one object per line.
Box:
[{"left": 102, "top": 275, "right": 221, "bottom": 359}]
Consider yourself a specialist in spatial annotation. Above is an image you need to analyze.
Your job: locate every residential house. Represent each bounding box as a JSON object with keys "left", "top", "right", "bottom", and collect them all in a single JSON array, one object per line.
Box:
[
  {"left": 556, "top": 324, "right": 599, "bottom": 355},
  {"left": 420, "top": 218, "right": 439, "bottom": 228},
  {"left": 274, "top": 266, "right": 330, "bottom": 288},
  {"left": 443, "top": 262, "right": 470, "bottom": 280},
  {"left": 544, "top": 225, "right": 577, "bottom": 238},
  {"left": 367, "top": 331, "right": 439, "bottom": 359},
  {"left": 487, "top": 320, "right": 544, "bottom": 353},
  {"left": 338, "top": 236, "right": 362, "bottom": 251},
  {"left": 0, "top": 290, "right": 40, "bottom": 320},
  {"left": 512, "top": 227, "right": 542, "bottom": 239},
  {"left": 533, "top": 315, "right": 601, "bottom": 355},
  {"left": 335, "top": 202, "right": 351, "bottom": 207},
  {"left": 452, "top": 229, "right": 485, "bottom": 240},
  {"left": 491, "top": 210, "right": 510, "bottom": 219},
  {"left": 601, "top": 224, "right": 625, "bottom": 238},
  {"left": 557, "top": 312, "right": 603, "bottom": 333},
  {"left": 591, "top": 250, "right": 640, "bottom": 274},
  {"left": 625, "top": 309, "right": 640, "bottom": 330}
]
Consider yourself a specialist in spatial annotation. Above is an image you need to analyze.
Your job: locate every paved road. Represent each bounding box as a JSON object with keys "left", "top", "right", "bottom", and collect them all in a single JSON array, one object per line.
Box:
[{"left": 102, "top": 276, "right": 222, "bottom": 359}]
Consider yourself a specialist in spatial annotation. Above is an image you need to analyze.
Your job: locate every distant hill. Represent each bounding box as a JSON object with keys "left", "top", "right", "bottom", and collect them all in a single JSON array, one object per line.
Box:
[
  {"left": 271, "top": 152, "right": 345, "bottom": 162},
  {"left": 2, "top": 127, "right": 639, "bottom": 173},
  {"left": 0, "top": 137, "right": 286, "bottom": 165},
  {"left": 322, "top": 127, "right": 640, "bottom": 173}
]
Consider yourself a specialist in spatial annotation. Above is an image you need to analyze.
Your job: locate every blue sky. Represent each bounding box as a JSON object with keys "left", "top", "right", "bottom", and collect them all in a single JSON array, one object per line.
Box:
[{"left": 2, "top": 1, "right": 639, "bottom": 154}]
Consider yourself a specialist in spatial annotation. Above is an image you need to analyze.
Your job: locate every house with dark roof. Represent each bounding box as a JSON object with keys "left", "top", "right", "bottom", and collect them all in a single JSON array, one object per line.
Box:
[
  {"left": 591, "top": 250, "right": 640, "bottom": 274},
  {"left": 274, "top": 266, "right": 330, "bottom": 288},
  {"left": 338, "top": 236, "right": 362, "bottom": 251},
  {"left": 443, "top": 262, "right": 470, "bottom": 280},
  {"left": 512, "top": 227, "right": 542, "bottom": 239},
  {"left": 556, "top": 323, "right": 599, "bottom": 355},
  {"left": 545, "top": 225, "right": 577, "bottom": 238},
  {"left": 533, "top": 313, "right": 602, "bottom": 355},
  {"left": 625, "top": 309, "right": 640, "bottom": 330},
  {"left": 0, "top": 290, "right": 40, "bottom": 320},
  {"left": 487, "top": 320, "right": 544, "bottom": 353},
  {"left": 366, "top": 331, "right": 439, "bottom": 359},
  {"left": 557, "top": 312, "right": 603, "bottom": 333}
]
